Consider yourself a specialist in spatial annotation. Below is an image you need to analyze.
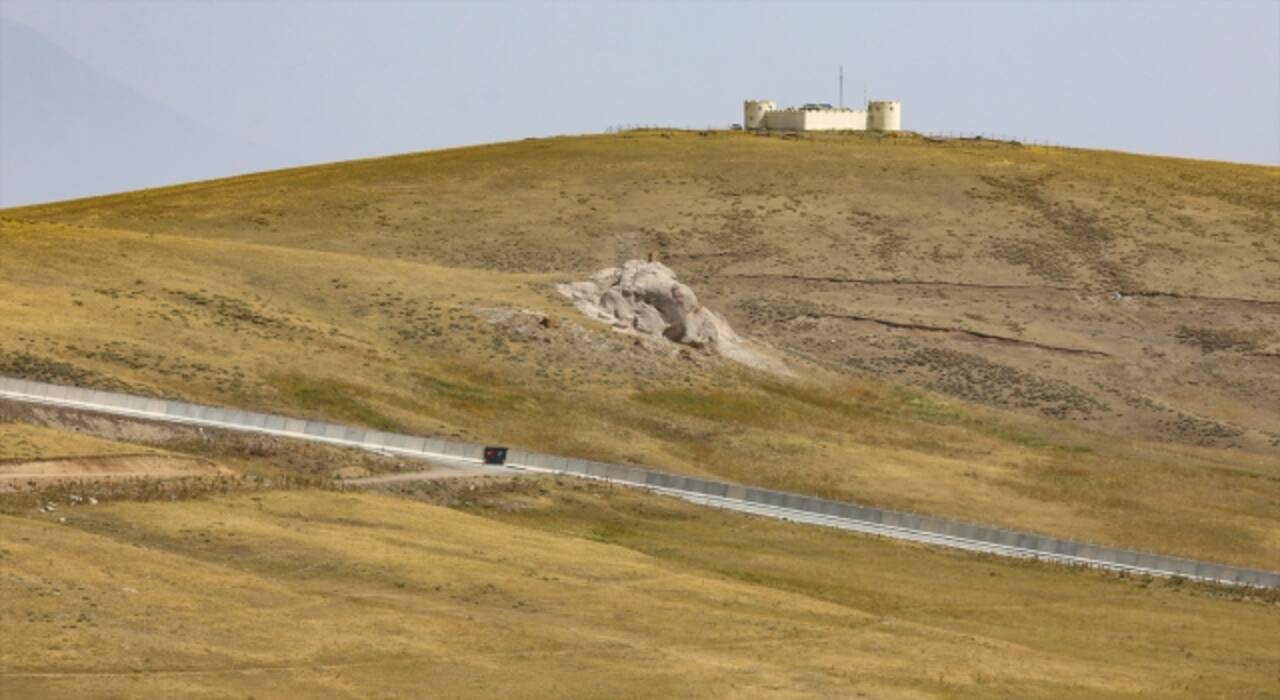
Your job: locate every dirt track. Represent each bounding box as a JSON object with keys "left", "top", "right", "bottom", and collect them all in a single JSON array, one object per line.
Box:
[
  {"left": 343, "top": 463, "right": 514, "bottom": 485},
  {"left": 0, "top": 454, "right": 231, "bottom": 492}
]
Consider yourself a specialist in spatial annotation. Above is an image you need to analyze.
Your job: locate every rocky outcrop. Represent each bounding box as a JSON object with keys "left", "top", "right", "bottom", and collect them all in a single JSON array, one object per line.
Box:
[{"left": 557, "top": 260, "right": 787, "bottom": 374}]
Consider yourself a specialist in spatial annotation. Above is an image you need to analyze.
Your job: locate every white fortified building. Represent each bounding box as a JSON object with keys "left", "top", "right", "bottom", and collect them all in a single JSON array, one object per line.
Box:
[{"left": 744, "top": 99, "right": 901, "bottom": 132}]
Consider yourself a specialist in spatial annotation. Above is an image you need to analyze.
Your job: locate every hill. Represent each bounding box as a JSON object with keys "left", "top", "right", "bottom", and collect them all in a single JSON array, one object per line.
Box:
[
  {"left": 3, "top": 130, "right": 1279, "bottom": 697},
  {"left": 3, "top": 131, "right": 1277, "bottom": 566},
  {"left": 7, "top": 130, "right": 1277, "bottom": 442}
]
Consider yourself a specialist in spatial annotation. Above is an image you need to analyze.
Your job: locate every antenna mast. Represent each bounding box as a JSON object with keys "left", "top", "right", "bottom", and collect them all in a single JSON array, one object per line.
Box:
[{"left": 839, "top": 64, "right": 844, "bottom": 108}]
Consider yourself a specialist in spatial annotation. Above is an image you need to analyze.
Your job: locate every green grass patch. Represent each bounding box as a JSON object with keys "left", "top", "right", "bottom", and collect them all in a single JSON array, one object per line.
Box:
[
  {"left": 758, "top": 380, "right": 881, "bottom": 421},
  {"left": 587, "top": 522, "right": 630, "bottom": 543},
  {"left": 412, "top": 371, "right": 525, "bottom": 416},
  {"left": 979, "top": 423, "right": 1096, "bottom": 454},
  {"left": 884, "top": 386, "right": 968, "bottom": 424},
  {"left": 630, "top": 390, "right": 784, "bottom": 428},
  {"left": 888, "top": 386, "right": 1094, "bottom": 453},
  {"left": 272, "top": 375, "right": 401, "bottom": 432},
  {"left": 632, "top": 382, "right": 886, "bottom": 434}
]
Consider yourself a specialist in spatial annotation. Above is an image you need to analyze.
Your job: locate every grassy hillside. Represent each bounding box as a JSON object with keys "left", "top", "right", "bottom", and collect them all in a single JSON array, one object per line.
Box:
[
  {"left": 0, "top": 423, "right": 155, "bottom": 462},
  {"left": 1, "top": 131, "right": 1278, "bottom": 569},
  {"left": 3, "top": 485, "right": 1278, "bottom": 699}
]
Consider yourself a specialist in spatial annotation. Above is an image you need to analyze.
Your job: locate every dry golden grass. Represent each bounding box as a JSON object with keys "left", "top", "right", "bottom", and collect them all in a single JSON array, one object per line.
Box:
[
  {"left": 6, "top": 129, "right": 1279, "bottom": 699},
  {"left": 8, "top": 131, "right": 1275, "bottom": 301},
  {"left": 1, "top": 486, "right": 1276, "bottom": 699},
  {"left": 0, "top": 423, "right": 155, "bottom": 461},
  {"left": 1, "top": 131, "right": 1278, "bottom": 568}
]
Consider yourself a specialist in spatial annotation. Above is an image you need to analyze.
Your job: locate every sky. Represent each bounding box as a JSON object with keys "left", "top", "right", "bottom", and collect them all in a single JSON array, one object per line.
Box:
[{"left": 1, "top": 1, "right": 1277, "bottom": 207}]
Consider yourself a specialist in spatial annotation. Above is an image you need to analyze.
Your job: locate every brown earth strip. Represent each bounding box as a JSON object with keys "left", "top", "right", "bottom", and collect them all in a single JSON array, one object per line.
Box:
[
  {"left": 794, "top": 313, "right": 1112, "bottom": 357},
  {"left": 727, "top": 273, "right": 1280, "bottom": 307},
  {"left": 0, "top": 454, "right": 231, "bottom": 492},
  {"left": 726, "top": 273, "right": 1076, "bottom": 293}
]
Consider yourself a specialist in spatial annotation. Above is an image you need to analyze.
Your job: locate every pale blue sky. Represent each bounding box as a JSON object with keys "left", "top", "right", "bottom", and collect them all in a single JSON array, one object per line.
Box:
[{"left": 2, "top": 1, "right": 1277, "bottom": 206}]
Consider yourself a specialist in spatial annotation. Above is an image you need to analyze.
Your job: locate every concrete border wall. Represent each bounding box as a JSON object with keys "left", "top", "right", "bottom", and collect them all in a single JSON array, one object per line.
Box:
[{"left": 2, "top": 375, "right": 1276, "bottom": 589}]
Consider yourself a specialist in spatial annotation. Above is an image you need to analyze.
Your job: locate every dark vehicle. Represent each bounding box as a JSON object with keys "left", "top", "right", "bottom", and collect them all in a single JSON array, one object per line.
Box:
[{"left": 483, "top": 447, "right": 508, "bottom": 466}]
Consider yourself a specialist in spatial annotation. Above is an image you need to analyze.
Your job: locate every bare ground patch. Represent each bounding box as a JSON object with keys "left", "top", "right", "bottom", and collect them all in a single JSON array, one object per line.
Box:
[{"left": 0, "top": 454, "right": 231, "bottom": 493}]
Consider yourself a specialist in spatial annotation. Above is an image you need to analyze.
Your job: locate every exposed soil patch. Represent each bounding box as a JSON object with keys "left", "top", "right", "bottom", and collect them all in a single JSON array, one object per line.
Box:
[
  {"left": 725, "top": 273, "right": 1280, "bottom": 307},
  {"left": 798, "top": 312, "right": 1110, "bottom": 357},
  {"left": 0, "top": 454, "right": 230, "bottom": 492}
]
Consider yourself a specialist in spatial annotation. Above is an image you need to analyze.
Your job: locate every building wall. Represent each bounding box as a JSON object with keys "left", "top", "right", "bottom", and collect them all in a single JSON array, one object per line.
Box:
[
  {"left": 743, "top": 100, "right": 776, "bottom": 129},
  {"left": 761, "top": 109, "right": 867, "bottom": 131},
  {"left": 746, "top": 99, "right": 898, "bottom": 132},
  {"left": 801, "top": 110, "right": 867, "bottom": 130},
  {"left": 761, "top": 110, "right": 806, "bottom": 131},
  {"left": 867, "top": 101, "right": 902, "bottom": 131}
]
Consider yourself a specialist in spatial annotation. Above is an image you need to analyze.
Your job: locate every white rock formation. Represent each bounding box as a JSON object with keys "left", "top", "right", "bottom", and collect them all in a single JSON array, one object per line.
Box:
[{"left": 558, "top": 260, "right": 787, "bottom": 374}]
